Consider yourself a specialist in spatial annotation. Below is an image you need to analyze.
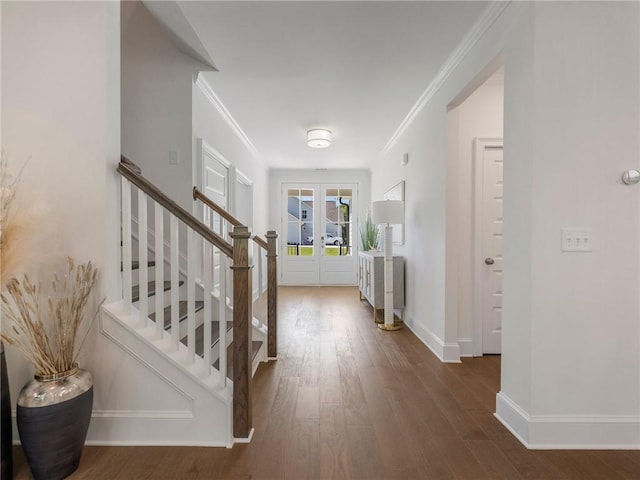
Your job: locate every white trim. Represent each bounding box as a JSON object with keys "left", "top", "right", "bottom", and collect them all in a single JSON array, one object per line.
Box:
[
  {"left": 200, "top": 139, "right": 233, "bottom": 169},
  {"left": 235, "top": 167, "right": 254, "bottom": 230},
  {"left": 91, "top": 410, "right": 193, "bottom": 419},
  {"left": 236, "top": 168, "right": 254, "bottom": 187},
  {"left": 472, "top": 138, "right": 504, "bottom": 356},
  {"left": 380, "top": 1, "right": 510, "bottom": 156},
  {"left": 94, "top": 303, "right": 234, "bottom": 445},
  {"left": 403, "top": 313, "right": 461, "bottom": 363},
  {"left": 495, "top": 392, "right": 640, "bottom": 449},
  {"left": 457, "top": 337, "right": 473, "bottom": 357},
  {"left": 84, "top": 440, "right": 231, "bottom": 447},
  {"left": 195, "top": 74, "right": 260, "bottom": 158},
  {"left": 101, "top": 302, "right": 231, "bottom": 401},
  {"left": 234, "top": 428, "right": 255, "bottom": 444}
]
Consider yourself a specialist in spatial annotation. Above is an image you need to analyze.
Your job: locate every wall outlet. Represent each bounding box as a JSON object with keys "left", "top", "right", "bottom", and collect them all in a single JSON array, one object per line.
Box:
[{"left": 561, "top": 228, "right": 592, "bottom": 252}]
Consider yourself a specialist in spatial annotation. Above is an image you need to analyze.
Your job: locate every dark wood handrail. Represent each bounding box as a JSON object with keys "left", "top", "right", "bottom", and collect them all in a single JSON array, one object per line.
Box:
[
  {"left": 118, "top": 157, "right": 233, "bottom": 258},
  {"left": 193, "top": 186, "right": 268, "bottom": 250},
  {"left": 194, "top": 185, "right": 278, "bottom": 359},
  {"left": 250, "top": 234, "right": 268, "bottom": 251}
]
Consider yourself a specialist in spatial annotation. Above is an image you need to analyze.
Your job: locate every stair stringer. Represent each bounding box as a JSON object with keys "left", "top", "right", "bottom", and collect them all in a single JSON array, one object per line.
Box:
[{"left": 96, "top": 300, "right": 234, "bottom": 447}]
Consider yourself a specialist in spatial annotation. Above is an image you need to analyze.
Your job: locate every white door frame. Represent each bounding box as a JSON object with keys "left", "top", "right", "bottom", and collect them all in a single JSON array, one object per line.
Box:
[
  {"left": 472, "top": 137, "right": 504, "bottom": 356},
  {"left": 196, "top": 139, "right": 233, "bottom": 219},
  {"left": 235, "top": 168, "right": 254, "bottom": 229},
  {"left": 280, "top": 182, "right": 358, "bottom": 285}
]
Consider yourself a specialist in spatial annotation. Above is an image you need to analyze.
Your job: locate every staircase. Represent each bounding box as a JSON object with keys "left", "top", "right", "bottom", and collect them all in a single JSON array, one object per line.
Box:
[
  {"left": 128, "top": 259, "right": 265, "bottom": 379},
  {"left": 101, "top": 157, "right": 278, "bottom": 446}
]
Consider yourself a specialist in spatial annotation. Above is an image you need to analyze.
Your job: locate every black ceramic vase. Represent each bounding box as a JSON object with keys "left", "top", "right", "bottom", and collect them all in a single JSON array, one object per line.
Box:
[
  {"left": 1, "top": 342, "right": 13, "bottom": 479},
  {"left": 17, "top": 365, "right": 93, "bottom": 480}
]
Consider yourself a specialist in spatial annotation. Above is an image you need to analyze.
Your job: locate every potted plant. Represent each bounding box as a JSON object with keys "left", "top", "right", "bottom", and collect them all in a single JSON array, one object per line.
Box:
[
  {"left": 0, "top": 155, "right": 102, "bottom": 479},
  {"left": 0, "top": 259, "right": 101, "bottom": 480},
  {"left": 360, "top": 210, "right": 380, "bottom": 252}
]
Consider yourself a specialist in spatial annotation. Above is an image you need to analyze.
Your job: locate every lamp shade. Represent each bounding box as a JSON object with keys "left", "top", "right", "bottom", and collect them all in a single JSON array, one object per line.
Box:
[{"left": 372, "top": 200, "right": 404, "bottom": 225}]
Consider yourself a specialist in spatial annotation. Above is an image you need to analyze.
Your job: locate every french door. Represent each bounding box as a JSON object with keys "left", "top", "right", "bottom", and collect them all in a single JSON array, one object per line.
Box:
[{"left": 281, "top": 183, "right": 357, "bottom": 285}]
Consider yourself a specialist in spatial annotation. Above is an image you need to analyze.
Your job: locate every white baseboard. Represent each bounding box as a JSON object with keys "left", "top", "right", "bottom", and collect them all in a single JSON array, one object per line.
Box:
[
  {"left": 84, "top": 439, "right": 232, "bottom": 447},
  {"left": 495, "top": 391, "right": 640, "bottom": 449},
  {"left": 458, "top": 337, "right": 473, "bottom": 357},
  {"left": 403, "top": 313, "right": 461, "bottom": 363},
  {"left": 234, "top": 428, "right": 255, "bottom": 444}
]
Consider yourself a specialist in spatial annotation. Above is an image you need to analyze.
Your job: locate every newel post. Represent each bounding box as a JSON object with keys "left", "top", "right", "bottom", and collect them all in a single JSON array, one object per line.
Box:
[
  {"left": 230, "top": 225, "right": 253, "bottom": 439},
  {"left": 265, "top": 230, "right": 278, "bottom": 359}
]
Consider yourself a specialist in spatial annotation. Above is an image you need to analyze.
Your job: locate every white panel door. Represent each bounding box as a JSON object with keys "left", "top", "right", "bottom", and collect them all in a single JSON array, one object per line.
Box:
[
  {"left": 200, "top": 142, "right": 230, "bottom": 292},
  {"left": 281, "top": 183, "right": 357, "bottom": 285},
  {"left": 282, "top": 185, "right": 319, "bottom": 284},
  {"left": 319, "top": 185, "right": 357, "bottom": 284},
  {"left": 481, "top": 145, "right": 504, "bottom": 354}
]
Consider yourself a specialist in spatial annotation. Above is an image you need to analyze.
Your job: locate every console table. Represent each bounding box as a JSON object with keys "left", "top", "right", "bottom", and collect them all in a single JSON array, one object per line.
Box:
[{"left": 358, "top": 251, "right": 404, "bottom": 323}]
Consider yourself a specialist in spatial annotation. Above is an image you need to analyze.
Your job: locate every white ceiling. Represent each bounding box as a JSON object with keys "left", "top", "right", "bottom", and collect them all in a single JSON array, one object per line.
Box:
[{"left": 175, "top": 1, "right": 491, "bottom": 169}]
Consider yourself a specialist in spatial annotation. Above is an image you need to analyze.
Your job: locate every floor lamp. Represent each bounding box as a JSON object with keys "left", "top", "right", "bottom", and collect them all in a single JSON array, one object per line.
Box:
[{"left": 372, "top": 199, "right": 404, "bottom": 331}]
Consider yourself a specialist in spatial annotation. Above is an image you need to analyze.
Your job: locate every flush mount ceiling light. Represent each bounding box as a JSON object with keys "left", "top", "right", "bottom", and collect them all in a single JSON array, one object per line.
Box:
[{"left": 306, "top": 129, "right": 332, "bottom": 148}]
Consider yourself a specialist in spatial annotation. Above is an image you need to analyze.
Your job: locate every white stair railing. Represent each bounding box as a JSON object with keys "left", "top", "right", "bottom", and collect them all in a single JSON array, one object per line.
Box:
[{"left": 118, "top": 159, "right": 233, "bottom": 389}]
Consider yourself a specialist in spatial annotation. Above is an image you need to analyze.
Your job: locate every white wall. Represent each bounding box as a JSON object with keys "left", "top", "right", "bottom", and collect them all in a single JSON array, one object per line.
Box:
[
  {"left": 509, "top": 1, "right": 639, "bottom": 445},
  {"left": 193, "top": 79, "right": 269, "bottom": 236},
  {"left": 121, "top": 0, "right": 203, "bottom": 211},
  {"left": 1, "top": 0, "right": 121, "bottom": 440},
  {"left": 123, "top": 1, "right": 269, "bottom": 238},
  {"left": 446, "top": 74, "right": 504, "bottom": 356},
  {"left": 371, "top": 1, "right": 640, "bottom": 448}
]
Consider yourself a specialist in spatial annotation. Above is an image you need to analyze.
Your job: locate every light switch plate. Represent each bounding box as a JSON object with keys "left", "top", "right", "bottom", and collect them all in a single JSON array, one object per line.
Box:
[
  {"left": 169, "top": 150, "right": 179, "bottom": 165},
  {"left": 561, "top": 228, "right": 592, "bottom": 252}
]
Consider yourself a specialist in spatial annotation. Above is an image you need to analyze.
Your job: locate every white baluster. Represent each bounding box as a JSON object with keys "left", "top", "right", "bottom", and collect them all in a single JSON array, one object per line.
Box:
[
  {"left": 203, "top": 242, "right": 213, "bottom": 377},
  {"left": 138, "top": 190, "right": 148, "bottom": 328},
  {"left": 170, "top": 215, "right": 180, "bottom": 350},
  {"left": 187, "top": 229, "right": 196, "bottom": 362},
  {"left": 256, "top": 242, "right": 263, "bottom": 298},
  {"left": 218, "top": 254, "right": 227, "bottom": 387},
  {"left": 154, "top": 204, "right": 164, "bottom": 339},
  {"left": 121, "top": 178, "right": 132, "bottom": 309}
]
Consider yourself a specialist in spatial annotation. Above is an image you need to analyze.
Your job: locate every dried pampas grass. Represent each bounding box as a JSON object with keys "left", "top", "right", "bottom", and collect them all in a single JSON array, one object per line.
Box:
[
  {"left": 0, "top": 151, "right": 39, "bottom": 287},
  {"left": 0, "top": 258, "right": 103, "bottom": 376}
]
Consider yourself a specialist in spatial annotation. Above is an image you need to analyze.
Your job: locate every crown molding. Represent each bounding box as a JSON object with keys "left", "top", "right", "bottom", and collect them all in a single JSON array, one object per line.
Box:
[
  {"left": 380, "top": 1, "right": 511, "bottom": 157},
  {"left": 195, "top": 74, "right": 261, "bottom": 159}
]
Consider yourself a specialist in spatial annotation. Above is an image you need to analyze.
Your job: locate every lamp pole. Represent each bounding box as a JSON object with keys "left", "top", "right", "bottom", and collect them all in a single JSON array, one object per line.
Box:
[
  {"left": 379, "top": 222, "right": 401, "bottom": 330},
  {"left": 371, "top": 200, "right": 404, "bottom": 331}
]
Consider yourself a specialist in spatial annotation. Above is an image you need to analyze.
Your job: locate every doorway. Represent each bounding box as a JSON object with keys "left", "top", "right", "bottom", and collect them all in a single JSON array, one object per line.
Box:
[
  {"left": 445, "top": 61, "right": 504, "bottom": 359},
  {"left": 281, "top": 183, "right": 357, "bottom": 285},
  {"left": 473, "top": 139, "right": 503, "bottom": 355}
]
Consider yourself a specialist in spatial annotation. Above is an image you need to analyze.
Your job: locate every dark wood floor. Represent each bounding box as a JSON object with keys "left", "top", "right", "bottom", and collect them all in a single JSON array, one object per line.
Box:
[{"left": 12, "top": 286, "right": 640, "bottom": 479}]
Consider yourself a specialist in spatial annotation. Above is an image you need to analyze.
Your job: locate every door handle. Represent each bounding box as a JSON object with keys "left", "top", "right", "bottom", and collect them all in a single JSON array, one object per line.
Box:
[{"left": 484, "top": 257, "right": 494, "bottom": 265}]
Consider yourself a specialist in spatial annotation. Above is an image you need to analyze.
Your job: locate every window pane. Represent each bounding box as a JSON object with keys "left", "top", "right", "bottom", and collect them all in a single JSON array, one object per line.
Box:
[
  {"left": 324, "top": 187, "right": 353, "bottom": 256},
  {"left": 286, "top": 188, "right": 314, "bottom": 256}
]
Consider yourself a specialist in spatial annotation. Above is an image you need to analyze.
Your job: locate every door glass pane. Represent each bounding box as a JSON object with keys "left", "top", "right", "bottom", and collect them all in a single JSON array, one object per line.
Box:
[
  {"left": 324, "top": 187, "right": 352, "bottom": 256},
  {"left": 286, "top": 188, "right": 314, "bottom": 256}
]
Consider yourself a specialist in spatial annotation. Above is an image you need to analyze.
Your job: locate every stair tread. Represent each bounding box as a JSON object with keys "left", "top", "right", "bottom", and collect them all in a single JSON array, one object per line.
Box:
[
  {"left": 179, "top": 320, "right": 233, "bottom": 356},
  {"left": 121, "top": 260, "right": 156, "bottom": 271},
  {"left": 213, "top": 341, "right": 263, "bottom": 379},
  {"left": 132, "top": 280, "right": 183, "bottom": 303},
  {"left": 149, "top": 300, "right": 205, "bottom": 329}
]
